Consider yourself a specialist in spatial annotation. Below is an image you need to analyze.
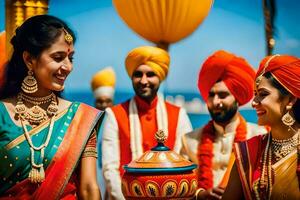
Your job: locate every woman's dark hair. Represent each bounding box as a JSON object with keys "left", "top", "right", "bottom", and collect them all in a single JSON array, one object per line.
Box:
[
  {"left": 264, "top": 72, "right": 300, "bottom": 123},
  {"left": 0, "top": 15, "right": 76, "bottom": 99}
]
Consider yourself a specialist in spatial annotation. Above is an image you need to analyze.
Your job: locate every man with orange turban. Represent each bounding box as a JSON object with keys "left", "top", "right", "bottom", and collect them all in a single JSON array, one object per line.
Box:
[
  {"left": 180, "top": 50, "right": 267, "bottom": 200},
  {"left": 102, "top": 46, "right": 192, "bottom": 199}
]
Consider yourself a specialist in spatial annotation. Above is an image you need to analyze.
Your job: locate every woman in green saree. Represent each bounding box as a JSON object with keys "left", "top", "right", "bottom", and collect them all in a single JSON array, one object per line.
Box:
[
  {"left": 223, "top": 55, "right": 300, "bottom": 199},
  {"left": 0, "top": 15, "right": 103, "bottom": 199}
]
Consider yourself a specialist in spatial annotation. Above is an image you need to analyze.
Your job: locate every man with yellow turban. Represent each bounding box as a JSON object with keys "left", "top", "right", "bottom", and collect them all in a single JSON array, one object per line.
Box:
[
  {"left": 91, "top": 66, "right": 116, "bottom": 110},
  {"left": 180, "top": 50, "right": 267, "bottom": 200},
  {"left": 91, "top": 66, "right": 116, "bottom": 200},
  {"left": 102, "top": 46, "right": 192, "bottom": 199}
]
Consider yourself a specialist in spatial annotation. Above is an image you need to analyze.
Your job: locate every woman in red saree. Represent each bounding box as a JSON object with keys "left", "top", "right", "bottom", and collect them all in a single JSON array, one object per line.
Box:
[
  {"left": 0, "top": 15, "right": 103, "bottom": 199},
  {"left": 223, "top": 55, "right": 300, "bottom": 199}
]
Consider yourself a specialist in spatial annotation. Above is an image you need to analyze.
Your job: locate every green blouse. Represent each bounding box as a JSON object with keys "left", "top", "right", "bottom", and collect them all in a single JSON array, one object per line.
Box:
[{"left": 0, "top": 101, "right": 80, "bottom": 194}]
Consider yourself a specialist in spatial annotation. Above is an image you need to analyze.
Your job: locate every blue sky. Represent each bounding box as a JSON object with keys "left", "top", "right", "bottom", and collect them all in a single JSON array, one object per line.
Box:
[{"left": 1, "top": 0, "right": 299, "bottom": 94}]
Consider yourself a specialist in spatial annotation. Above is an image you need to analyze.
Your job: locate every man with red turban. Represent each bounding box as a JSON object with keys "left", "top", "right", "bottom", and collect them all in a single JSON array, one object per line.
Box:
[
  {"left": 180, "top": 50, "right": 267, "bottom": 200},
  {"left": 102, "top": 46, "right": 192, "bottom": 200}
]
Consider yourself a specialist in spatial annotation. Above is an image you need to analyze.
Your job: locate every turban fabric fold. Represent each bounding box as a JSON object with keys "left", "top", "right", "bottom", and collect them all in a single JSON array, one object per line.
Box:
[
  {"left": 125, "top": 46, "right": 170, "bottom": 81},
  {"left": 91, "top": 66, "right": 116, "bottom": 98},
  {"left": 257, "top": 55, "right": 300, "bottom": 98},
  {"left": 198, "top": 50, "right": 256, "bottom": 106}
]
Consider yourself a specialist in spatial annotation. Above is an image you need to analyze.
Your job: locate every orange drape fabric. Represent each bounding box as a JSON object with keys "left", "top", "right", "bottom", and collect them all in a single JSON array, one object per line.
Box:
[{"left": 111, "top": 96, "right": 180, "bottom": 175}]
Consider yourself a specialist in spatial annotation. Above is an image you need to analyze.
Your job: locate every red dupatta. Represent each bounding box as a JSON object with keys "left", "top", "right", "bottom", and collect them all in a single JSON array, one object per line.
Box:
[
  {"left": 1, "top": 103, "right": 103, "bottom": 200},
  {"left": 234, "top": 134, "right": 267, "bottom": 200}
]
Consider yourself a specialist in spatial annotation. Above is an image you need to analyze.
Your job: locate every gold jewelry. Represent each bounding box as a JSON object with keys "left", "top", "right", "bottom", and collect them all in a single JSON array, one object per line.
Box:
[
  {"left": 282, "top": 110, "right": 296, "bottom": 131},
  {"left": 82, "top": 147, "right": 98, "bottom": 158},
  {"left": 24, "top": 105, "right": 48, "bottom": 125},
  {"left": 15, "top": 92, "right": 58, "bottom": 126},
  {"left": 47, "top": 98, "right": 59, "bottom": 116},
  {"left": 21, "top": 92, "right": 54, "bottom": 105},
  {"left": 255, "top": 134, "right": 272, "bottom": 200},
  {"left": 63, "top": 28, "right": 73, "bottom": 44},
  {"left": 14, "top": 91, "right": 58, "bottom": 183},
  {"left": 255, "top": 54, "right": 280, "bottom": 87},
  {"left": 21, "top": 70, "right": 38, "bottom": 93},
  {"left": 271, "top": 132, "right": 299, "bottom": 162},
  {"left": 21, "top": 92, "right": 58, "bottom": 117},
  {"left": 21, "top": 115, "right": 55, "bottom": 183}
]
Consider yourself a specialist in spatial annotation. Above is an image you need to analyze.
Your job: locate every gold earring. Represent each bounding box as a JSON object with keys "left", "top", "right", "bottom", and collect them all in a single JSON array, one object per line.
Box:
[
  {"left": 47, "top": 95, "right": 58, "bottom": 116},
  {"left": 21, "top": 70, "right": 38, "bottom": 93},
  {"left": 281, "top": 105, "right": 295, "bottom": 130}
]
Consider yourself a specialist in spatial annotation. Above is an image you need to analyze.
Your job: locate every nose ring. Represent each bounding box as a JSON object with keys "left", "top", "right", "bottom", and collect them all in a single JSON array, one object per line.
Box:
[
  {"left": 61, "top": 64, "right": 68, "bottom": 69},
  {"left": 219, "top": 103, "right": 223, "bottom": 108},
  {"left": 252, "top": 101, "right": 258, "bottom": 106}
]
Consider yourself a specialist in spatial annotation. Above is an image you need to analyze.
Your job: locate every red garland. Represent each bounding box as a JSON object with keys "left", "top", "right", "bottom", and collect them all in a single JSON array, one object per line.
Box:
[{"left": 197, "top": 114, "right": 247, "bottom": 189}]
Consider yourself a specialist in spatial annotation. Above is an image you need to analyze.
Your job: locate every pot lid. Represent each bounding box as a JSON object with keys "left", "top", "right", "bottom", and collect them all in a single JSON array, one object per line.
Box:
[{"left": 124, "top": 130, "right": 197, "bottom": 173}]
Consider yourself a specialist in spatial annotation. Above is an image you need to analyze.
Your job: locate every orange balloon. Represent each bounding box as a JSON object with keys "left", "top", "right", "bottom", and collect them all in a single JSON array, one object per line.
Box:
[
  {"left": 0, "top": 31, "right": 7, "bottom": 88},
  {"left": 113, "top": 0, "right": 213, "bottom": 45}
]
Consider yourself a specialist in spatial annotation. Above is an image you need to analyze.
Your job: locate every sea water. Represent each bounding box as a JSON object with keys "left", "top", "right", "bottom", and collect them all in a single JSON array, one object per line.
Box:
[{"left": 63, "top": 90, "right": 258, "bottom": 128}]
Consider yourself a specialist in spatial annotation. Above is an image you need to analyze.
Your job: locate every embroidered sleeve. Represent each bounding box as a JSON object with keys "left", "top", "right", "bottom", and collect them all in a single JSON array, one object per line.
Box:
[{"left": 82, "top": 128, "right": 98, "bottom": 158}]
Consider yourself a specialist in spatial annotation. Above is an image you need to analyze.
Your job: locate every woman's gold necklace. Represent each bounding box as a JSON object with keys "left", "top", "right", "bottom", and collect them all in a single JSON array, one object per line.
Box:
[
  {"left": 14, "top": 92, "right": 58, "bottom": 183},
  {"left": 271, "top": 132, "right": 299, "bottom": 162},
  {"left": 15, "top": 92, "right": 58, "bottom": 126}
]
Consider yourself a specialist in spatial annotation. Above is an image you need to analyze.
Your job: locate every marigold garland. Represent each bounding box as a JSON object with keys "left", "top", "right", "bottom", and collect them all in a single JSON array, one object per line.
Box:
[{"left": 197, "top": 114, "right": 247, "bottom": 189}]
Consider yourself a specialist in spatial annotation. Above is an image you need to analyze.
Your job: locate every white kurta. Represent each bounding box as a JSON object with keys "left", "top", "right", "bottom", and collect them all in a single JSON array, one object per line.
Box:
[
  {"left": 102, "top": 106, "right": 192, "bottom": 200},
  {"left": 181, "top": 117, "right": 267, "bottom": 188}
]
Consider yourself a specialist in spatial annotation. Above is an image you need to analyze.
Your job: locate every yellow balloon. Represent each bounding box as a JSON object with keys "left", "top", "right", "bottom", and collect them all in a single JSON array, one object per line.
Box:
[{"left": 113, "top": 0, "right": 213, "bottom": 46}]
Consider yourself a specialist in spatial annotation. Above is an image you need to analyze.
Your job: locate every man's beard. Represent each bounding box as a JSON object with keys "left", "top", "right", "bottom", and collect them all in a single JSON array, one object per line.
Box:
[
  {"left": 133, "top": 85, "right": 159, "bottom": 102},
  {"left": 209, "top": 102, "right": 238, "bottom": 123}
]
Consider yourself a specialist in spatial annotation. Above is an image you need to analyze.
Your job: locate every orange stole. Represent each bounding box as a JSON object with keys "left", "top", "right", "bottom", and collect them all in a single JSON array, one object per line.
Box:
[
  {"left": 33, "top": 103, "right": 102, "bottom": 199},
  {"left": 111, "top": 100, "right": 180, "bottom": 175},
  {"left": 197, "top": 115, "right": 247, "bottom": 189}
]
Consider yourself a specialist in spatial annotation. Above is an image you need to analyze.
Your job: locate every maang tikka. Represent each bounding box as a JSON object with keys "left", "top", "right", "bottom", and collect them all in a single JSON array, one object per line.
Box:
[
  {"left": 255, "top": 54, "right": 280, "bottom": 87},
  {"left": 21, "top": 70, "right": 38, "bottom": 93},
  {"left": 63, "top": 28, "right": 73, "bottom": 44}
]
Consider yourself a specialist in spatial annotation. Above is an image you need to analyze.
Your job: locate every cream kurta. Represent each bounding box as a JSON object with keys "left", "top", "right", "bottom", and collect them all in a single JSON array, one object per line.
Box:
[{"left": 181, "top": 117, "right": 267, "bottom": 188}]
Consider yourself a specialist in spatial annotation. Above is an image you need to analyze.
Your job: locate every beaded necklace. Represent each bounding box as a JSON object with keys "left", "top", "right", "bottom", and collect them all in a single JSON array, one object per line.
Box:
[
  {"left": 14, "top": 92, "right": 58, "bottom": 183},
  {"left": 21, "top": 116, "right": 55, "bottom": 183}
]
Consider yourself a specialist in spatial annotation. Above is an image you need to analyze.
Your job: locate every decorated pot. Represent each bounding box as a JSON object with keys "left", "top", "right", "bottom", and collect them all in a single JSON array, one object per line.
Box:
[{"left": 122, "top": 130, "right": 198, "bottom": 200}]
